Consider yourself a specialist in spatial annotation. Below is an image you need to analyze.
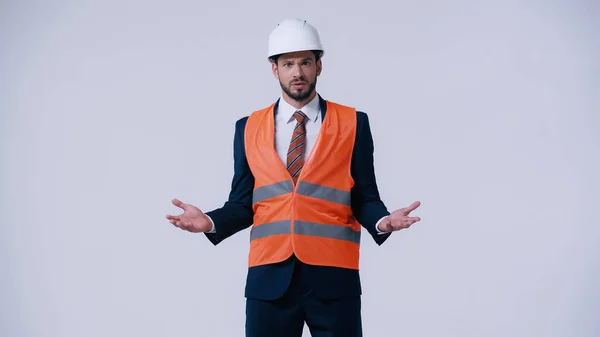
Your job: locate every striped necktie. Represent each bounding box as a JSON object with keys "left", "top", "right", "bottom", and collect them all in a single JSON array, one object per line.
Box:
[{"left": 286, "top": 110, "right": 308, "bottom": 183}]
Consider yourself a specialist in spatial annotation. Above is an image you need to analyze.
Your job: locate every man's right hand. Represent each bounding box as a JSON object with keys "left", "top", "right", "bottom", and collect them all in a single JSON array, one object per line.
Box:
[{"left": 165, "top": 198, "right": 212, "bottom": 233}]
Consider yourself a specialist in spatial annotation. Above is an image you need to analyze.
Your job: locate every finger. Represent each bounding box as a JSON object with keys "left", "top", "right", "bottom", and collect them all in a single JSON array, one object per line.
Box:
[
  {"left": 389, "top": 223, "right": 405, "bottom": 231},
  {"left": 405, "top": 218, "right": 420, "bottom": 227},
  {"left": 166, "top": 214, "right": 180, "bottom": 221},
  {"left": 172, "top": 198, "right": 187, "bottom": 210},
  {"left": 402, "top": 218, "right": 419, "bottom": 226},
  {"left": 182, "top": 219, "right": 198, "bottom": 231},
  {"left": 405, "top": 201, "right": 421, "bottom": 212},
  {"left": 391, "top": 219, "right": 414, "bottom": 230},
  {"left": 171, "top": 220, "right": 185, "bottom": 228},
  {"left": 399, "top": 203, "right": 420, "bottom": 216},
  {"left": 178, "top": 222, "right": 188, "bottom": 230},
  {"left": 167, "top": 217, "right": 182, "bottom": 227}
]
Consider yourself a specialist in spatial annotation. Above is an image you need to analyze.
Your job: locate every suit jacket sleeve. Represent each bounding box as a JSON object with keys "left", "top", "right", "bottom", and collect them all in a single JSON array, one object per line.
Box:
[
  {"left": 351, "top": 111, "right": 392, "bottom": 245},
  {"left": 204, "top": 117, "right": 254, "bottom": 245}
]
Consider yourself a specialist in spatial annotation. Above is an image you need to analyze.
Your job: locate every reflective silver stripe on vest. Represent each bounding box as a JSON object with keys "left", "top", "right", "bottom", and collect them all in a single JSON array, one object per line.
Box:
[
  {"left": 249, "top": 220, "right": 360, "bottom": 244},
  {"left": 252, "top": 180, "right": 294, "bottom": 204},
  {"left": 296, "top": 181, "right": 351, "bottom": 206},
  {"left": 250, "top": 220, "right": 291, "bottom": 240},
  {"left": 294, "top": 221, "right": 361, "bottom": 244}
]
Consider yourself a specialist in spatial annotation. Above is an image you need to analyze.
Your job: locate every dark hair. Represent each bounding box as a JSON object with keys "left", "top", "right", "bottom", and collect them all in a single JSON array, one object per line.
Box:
[{"left": 269, "top": 50, "right": 323, "bottom": 64}]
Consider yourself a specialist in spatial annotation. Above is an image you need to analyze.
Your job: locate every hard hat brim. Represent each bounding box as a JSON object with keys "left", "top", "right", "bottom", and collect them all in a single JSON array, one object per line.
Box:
[{"left": 267, "top": 49, "right": 324, "bottom": 61}]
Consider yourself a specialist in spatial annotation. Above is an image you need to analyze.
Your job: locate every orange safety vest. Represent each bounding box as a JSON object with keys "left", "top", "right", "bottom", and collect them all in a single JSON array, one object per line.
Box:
[{"left": 244, "top": 100, "right": 361, "bottom": 270}]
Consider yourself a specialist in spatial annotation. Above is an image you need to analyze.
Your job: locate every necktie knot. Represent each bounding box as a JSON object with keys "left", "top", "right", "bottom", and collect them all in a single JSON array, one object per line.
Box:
[{"left": 293, "top": 110, "right": 308, "bottom": 123}]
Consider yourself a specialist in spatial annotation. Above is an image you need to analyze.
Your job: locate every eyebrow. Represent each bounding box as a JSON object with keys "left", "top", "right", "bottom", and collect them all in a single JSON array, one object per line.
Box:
[{"left": 282, "top": 58, "right": 313, "bottom": 63}]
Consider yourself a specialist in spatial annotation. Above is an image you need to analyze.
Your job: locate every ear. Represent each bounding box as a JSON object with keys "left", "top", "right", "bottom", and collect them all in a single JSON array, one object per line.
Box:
[
  {"left": 271, "top": 61, "right": 279, "bottom": 79},
  {"left": 316, "top": 59, "right": 322, "bottom": 76}
]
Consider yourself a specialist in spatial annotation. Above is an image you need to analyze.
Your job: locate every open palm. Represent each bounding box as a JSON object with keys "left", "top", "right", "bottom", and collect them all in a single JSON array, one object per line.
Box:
[
  {"left": 165, "top": 198, "right": 212, "bottom": 233},
  {"left": 377, "top": 201, "right": 421, "bottom": 232}
]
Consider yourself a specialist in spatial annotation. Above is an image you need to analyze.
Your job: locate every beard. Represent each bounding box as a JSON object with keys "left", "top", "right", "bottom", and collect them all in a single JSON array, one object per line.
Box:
[{"left": 280, "top": 76, "right": 317, "bottom": 102}]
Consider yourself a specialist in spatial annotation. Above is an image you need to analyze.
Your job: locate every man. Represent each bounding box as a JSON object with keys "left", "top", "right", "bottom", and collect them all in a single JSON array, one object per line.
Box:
[{"left": 166, "top": 18, "right": 421, "bottom": 337}]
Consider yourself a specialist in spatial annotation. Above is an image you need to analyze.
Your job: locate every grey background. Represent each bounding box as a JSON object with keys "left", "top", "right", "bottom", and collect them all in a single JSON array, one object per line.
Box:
[{"left": 1, "top": 0, "right": 599, "bottom": 336}]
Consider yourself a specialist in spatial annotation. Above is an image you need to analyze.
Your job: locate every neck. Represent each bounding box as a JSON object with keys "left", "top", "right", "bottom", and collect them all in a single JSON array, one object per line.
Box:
[{"left": 281, "top": 90, "right": 317, "bottom": 109}]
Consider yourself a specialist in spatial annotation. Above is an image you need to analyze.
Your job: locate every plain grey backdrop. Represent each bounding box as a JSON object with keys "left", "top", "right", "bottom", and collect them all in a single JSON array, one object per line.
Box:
[{"left": 2, "top": 0, "right": 599, "bottom": 336}]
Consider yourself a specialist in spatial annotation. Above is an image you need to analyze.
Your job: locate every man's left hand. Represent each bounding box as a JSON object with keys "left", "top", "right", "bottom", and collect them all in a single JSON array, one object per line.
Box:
[{"left": 377, "top": 201, "right": 421, "bottom": 232}]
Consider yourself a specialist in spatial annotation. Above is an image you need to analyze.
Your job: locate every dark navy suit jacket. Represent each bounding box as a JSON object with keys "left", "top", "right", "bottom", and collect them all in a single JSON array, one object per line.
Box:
[{"left": 204, "top": 95, "right": 391, "bottom": 300}]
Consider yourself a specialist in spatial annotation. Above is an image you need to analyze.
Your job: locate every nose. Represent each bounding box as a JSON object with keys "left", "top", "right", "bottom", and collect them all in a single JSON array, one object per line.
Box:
[{"left": 290, "top": 64, "right": 303, "bottom": 78}]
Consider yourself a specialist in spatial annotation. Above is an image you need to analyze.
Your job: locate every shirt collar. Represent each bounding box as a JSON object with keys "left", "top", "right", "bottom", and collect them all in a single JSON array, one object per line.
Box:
[{"left": 276, "top": 93, "right": 321, "bottom": 124}]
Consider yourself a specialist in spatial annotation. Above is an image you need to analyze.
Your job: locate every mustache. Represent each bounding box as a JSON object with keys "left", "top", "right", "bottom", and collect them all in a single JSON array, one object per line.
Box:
[{"left": 289, "top": 77, "right": 308, "bottom": 85}]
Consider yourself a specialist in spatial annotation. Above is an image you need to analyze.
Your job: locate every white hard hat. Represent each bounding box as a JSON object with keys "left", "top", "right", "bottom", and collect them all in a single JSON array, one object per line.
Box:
[{"left": 268, "top": 18, "right": 324, "bottom": 59}]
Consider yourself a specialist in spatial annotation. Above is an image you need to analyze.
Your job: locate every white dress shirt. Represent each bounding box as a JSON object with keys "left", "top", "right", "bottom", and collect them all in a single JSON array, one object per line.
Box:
[{"left": 207, "top": 94, "right": 387, "bottom": 234}]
